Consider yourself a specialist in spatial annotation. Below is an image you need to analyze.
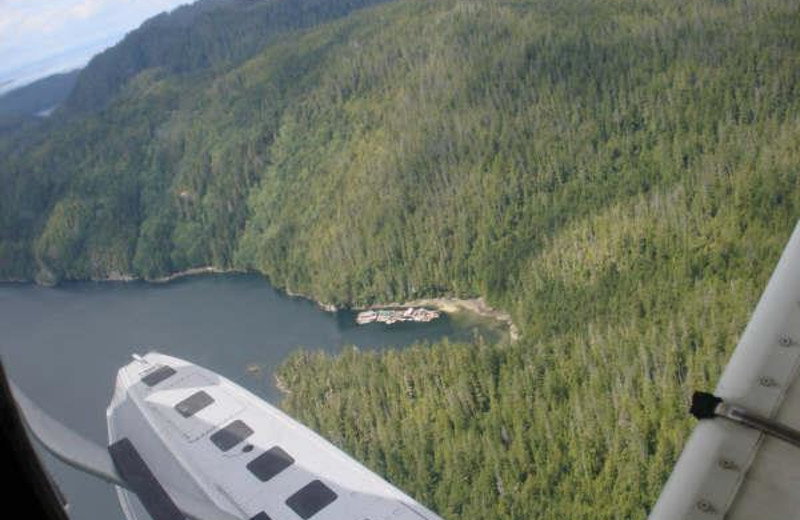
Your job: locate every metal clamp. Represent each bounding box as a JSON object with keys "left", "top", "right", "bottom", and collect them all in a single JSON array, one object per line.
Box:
[{"left": 691, "top": 391, "right": 800, "bottom": 449}]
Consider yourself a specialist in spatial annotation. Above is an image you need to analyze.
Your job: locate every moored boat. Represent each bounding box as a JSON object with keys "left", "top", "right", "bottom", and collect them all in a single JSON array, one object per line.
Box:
[{"left": 355, "top": 307, "right": 441, "bottom": 326}]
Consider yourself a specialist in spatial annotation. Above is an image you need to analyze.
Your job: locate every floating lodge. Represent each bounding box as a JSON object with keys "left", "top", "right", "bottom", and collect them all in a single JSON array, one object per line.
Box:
[{"left": 356, "top": 307, "right": 441, "bottom": 325}]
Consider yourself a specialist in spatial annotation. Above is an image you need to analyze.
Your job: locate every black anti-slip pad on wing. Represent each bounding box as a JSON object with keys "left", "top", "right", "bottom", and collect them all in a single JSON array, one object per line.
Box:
[{"left": 108, "top": 438, "right": 185, "bottom": 520}]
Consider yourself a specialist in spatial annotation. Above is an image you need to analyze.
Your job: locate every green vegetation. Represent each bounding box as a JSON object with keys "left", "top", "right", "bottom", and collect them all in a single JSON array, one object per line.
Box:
[{"left": 1, "top": 0, "right": 799, "bottom": 517}]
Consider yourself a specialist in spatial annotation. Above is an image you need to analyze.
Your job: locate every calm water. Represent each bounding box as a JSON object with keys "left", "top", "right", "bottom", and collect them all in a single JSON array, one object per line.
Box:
[{"left": 0, "top": 274, "right": 499, "bottom": 520}]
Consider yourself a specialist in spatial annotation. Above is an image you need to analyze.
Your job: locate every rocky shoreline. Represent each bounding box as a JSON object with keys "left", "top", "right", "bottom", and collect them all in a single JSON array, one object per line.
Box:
[
  {"left": 284, "top": 286, "right": 338, "bottom": 312},
  {"left": 5, "top": 266, "right": 243, "bottom": 287},
  {"left": 274, "top": 374, "right": 292, "bottom": 395},
  {"left": 359, "top": 297, "right": 520, "bottom": 341},
  {"left": 147, "top": 266, "right": 243, "bottom": 283}
]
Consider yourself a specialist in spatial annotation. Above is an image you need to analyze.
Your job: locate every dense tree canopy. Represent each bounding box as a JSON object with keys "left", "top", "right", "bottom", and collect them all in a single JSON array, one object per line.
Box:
[{"left": 1, "top": 0, "right": 799, "bottom": 517}]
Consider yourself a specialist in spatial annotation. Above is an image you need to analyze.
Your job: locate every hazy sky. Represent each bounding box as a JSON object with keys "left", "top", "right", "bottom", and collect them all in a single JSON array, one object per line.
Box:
[{"left": 0, "top": 0, "right": 195, "bottom": 94}]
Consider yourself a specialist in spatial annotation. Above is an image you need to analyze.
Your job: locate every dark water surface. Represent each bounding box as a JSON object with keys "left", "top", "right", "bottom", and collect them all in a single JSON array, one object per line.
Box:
[{"left": 0, "top": 274, "right": 499, "bottom": 520}]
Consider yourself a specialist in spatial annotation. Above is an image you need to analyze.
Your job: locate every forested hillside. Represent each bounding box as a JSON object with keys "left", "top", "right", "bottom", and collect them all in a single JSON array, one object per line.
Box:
[
  {"left": 65, "top": 0, "right": 394, "bottom": 112},
  {"left": 1, "top": 0, "right": 799, "bottom": 518}
]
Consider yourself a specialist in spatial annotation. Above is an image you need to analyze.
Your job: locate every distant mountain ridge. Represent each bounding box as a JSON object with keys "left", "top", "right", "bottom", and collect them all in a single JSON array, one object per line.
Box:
[
  {"left": 0, "top": 0, "right": 798, "bottom": 519},
  {"left": 0, "top": 70, "right": 81, "bottom": 131},
  {"left": 65, "top": 0, "right": 394, "bottom": 112}
]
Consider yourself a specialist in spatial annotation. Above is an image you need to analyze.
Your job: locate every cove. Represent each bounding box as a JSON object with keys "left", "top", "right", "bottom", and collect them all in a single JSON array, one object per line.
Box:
[{"left": 0, "top": 274, "right": 502, "bottom": 520}]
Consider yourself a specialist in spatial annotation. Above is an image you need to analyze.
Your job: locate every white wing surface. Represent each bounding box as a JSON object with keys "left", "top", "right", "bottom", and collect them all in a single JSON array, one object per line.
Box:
[
  {"left": 108, "top": 352, "right": 444, "bottom": 520},
  {"left": 649, "top": 220, "right": 800, "bottom": 520}
]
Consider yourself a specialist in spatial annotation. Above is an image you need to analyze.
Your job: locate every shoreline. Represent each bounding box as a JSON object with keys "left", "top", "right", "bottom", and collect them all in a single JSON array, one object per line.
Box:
[
  {"left": 356, "top": 297, "right": 519, "bottom": 342},
  {"left": 4, "top": 268, "right": 519, "bottom": 340},
  {"left": 97, "top": 266, "right": 245, "bottom": 284},
  {"left": 284, "top": 287, "right": 338, "bottom": 312},
  {"left": 147, "top": 266, "right": 244, "bottom": 284},
  {"left": 1, "top": 266, "right": 244, "bottom": 286},
  {"left": 274, "top": 374, "right": 292, "bottom": 395}
]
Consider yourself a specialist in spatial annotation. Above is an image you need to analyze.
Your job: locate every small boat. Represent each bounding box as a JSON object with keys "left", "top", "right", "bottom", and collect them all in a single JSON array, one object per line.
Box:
[{"left": 355, "top": 310, "right": 378, "bottom": 324}]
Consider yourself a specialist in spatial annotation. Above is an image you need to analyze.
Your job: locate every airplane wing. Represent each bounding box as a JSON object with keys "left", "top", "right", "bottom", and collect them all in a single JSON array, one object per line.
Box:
[
  {"left": 9, "top": 349, "right": 447, "bottom": 520},
  {"left": 8, "top": 377, "right": 238, "bottom": 520},
  {"left": 649, "top": 220, "right": 800, "bottom": 520},
  {"left": 106, "top": 352, "right": 445, "bottom": 520}
]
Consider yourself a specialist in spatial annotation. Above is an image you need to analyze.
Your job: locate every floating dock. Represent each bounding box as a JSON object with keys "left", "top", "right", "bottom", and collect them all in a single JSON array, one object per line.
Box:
[{"left": 356, "top": 307, "right": 440, "bottom": 325}]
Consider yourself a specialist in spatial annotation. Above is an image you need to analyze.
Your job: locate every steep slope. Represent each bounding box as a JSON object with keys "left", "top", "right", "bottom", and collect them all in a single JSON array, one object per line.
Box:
[
  {"left": 0, "top": 0, "right": 395, "bottom": 282},
  {"left": 1, "top": 0, "right": 799, "bottom": 518},
  {"left": 65, "top": 0, "right": 395, "bottom": 112},
  {"left": 236, "top": 0, "right": 800, "bottom": 307}
]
